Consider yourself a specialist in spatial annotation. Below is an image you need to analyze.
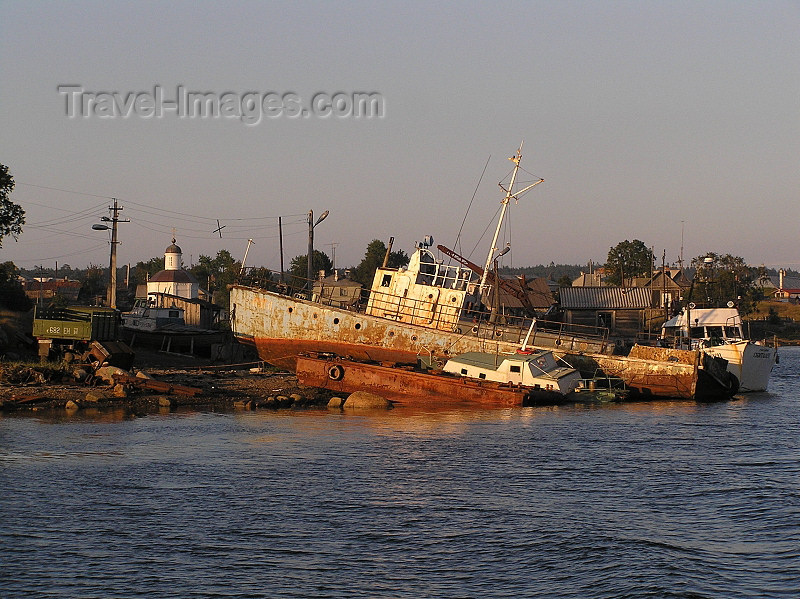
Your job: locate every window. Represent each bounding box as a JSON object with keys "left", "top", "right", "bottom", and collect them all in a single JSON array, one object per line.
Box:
[
  {"left": 381, "top": 274, "right": 392, "bottom": 287},
  {"left": 461, "top": 368, "right": 468, "bottom": 375},
  {"left": 510, "top": 365, "right": 521, "bottom": 373},
  {"left": 479, "top": 373, "right": 486, "bottom": 379}
]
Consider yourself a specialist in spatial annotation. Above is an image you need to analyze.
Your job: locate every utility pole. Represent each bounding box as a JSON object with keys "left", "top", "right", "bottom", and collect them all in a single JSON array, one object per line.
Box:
[
  {"left": 106, "top": 198, "right": 128, "bottom": 309},
  {"left": 307, "top": 209, "right": 329, "bottom": 293},
  {"left": 279, "top": 216, "right": 285, "bottom": 284}
]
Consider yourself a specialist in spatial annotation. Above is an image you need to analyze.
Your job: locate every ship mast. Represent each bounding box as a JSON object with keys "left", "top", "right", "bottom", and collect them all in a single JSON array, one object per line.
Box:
[{"left": 479, "top": 142, "right": 544, "bottom": 290}]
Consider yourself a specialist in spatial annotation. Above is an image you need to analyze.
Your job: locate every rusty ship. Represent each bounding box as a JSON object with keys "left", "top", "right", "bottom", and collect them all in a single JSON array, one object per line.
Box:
[{"left": 230, "top": 146, "right": 738, "bottom": 401}]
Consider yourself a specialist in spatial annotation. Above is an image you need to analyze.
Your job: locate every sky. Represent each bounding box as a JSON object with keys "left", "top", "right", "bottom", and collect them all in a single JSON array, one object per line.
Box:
[{"left": 2, "top": 0, "right": 798, "bottom": 276}]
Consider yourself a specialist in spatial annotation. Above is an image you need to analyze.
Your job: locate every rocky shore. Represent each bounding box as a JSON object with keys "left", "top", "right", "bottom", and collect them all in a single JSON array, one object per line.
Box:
[{"left": 0, "top": 349, "right": 341, "bottom": 415}]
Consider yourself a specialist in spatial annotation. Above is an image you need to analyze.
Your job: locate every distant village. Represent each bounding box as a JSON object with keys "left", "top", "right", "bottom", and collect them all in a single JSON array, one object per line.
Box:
[{"left": 9, "top": 233, "right": 800, "bottom": 344}]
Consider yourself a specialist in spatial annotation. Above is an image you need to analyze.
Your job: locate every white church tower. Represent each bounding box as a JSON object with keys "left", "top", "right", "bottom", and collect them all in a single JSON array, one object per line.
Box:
[{"left": 147, "top": 237, "right": 200, "bottom": 299}]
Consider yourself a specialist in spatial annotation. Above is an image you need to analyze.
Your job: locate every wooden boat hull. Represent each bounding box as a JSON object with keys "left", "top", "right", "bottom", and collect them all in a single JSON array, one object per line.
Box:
[{"left": 295, "top": 354, "right": 569, "bottom": 407}]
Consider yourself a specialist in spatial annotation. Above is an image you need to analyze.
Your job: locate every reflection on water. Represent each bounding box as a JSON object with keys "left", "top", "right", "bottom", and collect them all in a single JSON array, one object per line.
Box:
[{"left": 1, "top": 348, "right": 798, "bottom": 598}]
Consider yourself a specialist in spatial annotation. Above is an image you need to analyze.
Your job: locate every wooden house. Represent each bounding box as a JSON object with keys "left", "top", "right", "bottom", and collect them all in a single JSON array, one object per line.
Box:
[{"left": 559, "top": 286, "right": 654, "bottom": 340}]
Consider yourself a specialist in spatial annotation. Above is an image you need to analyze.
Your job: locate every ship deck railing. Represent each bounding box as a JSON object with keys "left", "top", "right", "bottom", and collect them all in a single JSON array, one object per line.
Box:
[{"left": 233, "top": 275, "right": 610, "bottom": 353}]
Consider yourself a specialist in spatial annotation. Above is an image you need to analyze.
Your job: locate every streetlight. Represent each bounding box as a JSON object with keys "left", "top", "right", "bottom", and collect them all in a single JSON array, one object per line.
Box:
[
  {"left": 307, "top": 209, "right": 329, "bottom": 295},
  {"left": 92, "top": 198, "right": 127, "bottom": 309}
]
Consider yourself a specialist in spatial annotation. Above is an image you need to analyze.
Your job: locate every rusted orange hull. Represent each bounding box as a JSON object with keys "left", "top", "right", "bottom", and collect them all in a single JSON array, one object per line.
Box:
[
  {"left": 230, "top": 286, "right": 736, "bottom": 401},
  {"left": 295, "top": 355, "right": 569, "bottom": 407}
]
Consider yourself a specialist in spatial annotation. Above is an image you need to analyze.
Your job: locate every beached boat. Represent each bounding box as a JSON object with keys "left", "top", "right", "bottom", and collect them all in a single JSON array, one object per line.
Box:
[
  {"left": 231, "top": 146, "right": 738, "bottom": 401},
  {"left": 659, "top": 306, "right": 777, "bottom": 392},
  {"left": 296, "top": 350, "right": 580, "bottom": 407},
  {"left": 121, "top": 296, "right": 226, "bottom": 354}
]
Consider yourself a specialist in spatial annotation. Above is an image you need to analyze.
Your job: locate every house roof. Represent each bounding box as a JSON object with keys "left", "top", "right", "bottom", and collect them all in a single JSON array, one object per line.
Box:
[
  {"left": 560, "top": 286, "right": 653, "bottom": 309},
  {"left": 480, "top": 276, "right": 554, "bottom": 310}
]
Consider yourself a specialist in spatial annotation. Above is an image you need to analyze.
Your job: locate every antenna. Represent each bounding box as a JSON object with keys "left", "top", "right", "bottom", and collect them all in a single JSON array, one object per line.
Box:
[{"left": 326, "top": 242, "right": 339, "bottom": 270}]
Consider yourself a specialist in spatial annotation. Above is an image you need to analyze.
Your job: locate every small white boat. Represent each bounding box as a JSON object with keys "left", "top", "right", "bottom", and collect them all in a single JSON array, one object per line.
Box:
[
  {"left": 121, "top": 297, "right": 185, "bottom": 332},
  {"left": 660, "top": 306, "right": 778, "bottom": 392},
  {"left": 443, "top": 349, "right": 582, "bottom": 395}
]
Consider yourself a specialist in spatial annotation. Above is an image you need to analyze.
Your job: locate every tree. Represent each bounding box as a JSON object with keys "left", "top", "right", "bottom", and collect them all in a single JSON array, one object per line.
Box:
[
  {"left": 0, "top": 261, "right": 32, "bottom": 311},
  {"left": 288, "top": 250, "right": 332, "bottom": 288},
  {"left": 352, "top": 239, "right": 409, "bottom": 287},
  {"left": 131, "top": 256, "right": 166, "bottom": 288},
  {"left": 0, "top": 163, "right": 25, "bottom": 248},
  {"left": 605, "top": 240, "right": 653, "bottom": 286},
  {"left": 191, "top": 249, "right": 239, "bottom": 308},
  {"left": 690, "top": 252, "right": 755, "bottom": 311},
  {"left": 78, "top": 264, "right": 106, "bottom": 302}
]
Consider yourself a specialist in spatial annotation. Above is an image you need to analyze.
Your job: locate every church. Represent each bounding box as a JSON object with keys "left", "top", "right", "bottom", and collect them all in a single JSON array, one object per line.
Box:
[{"left": 146, "top": 238, "right": 202, "bottom": 299}]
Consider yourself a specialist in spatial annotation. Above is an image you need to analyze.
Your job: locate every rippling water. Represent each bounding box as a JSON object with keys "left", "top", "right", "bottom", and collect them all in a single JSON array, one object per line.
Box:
[{"left": 2, "top": 348, "right": 799, "bottom": 598}]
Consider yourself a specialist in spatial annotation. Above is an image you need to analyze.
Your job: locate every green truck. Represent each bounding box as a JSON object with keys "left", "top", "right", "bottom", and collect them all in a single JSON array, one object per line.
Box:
[{"left": 33, "top": 306, "right": 134, "bottom": 368}]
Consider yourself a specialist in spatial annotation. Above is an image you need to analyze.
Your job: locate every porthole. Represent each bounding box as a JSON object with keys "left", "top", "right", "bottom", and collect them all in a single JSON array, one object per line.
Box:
[
  {"left": 355, "top": 323, "right": 361, "bottom": 330},
  {"left": 288, "top": 307, "right": 293, "bottom": 314},
  {"left": 333, "top": 317, "right": 340, "bottom": 325},
  {"left": 313, "top": 313, "right": 318, "bottom": 319},
  {"left": 388, "top": 331, "right": 394, "bottom": 337},
  {"left": 411, "top": 335, "right": 417, "bottom": 341}
]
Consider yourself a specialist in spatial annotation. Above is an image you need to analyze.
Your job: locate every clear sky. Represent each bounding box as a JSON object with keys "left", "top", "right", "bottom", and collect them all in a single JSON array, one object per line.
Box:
[{"left": 2, "top": 0, "right": 798, "bottom": 275}]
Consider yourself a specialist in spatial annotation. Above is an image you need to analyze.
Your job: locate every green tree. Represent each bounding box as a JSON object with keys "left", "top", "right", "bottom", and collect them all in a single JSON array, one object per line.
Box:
[
  {"left": 288, "top": 250, "right": 332, "bottom": 289},
  {"left": 690, "top": 252, "right": 755, "bottom": 311},
  {"left": 0, "top": 261, "right": 32, "bottom": 311},
  {"left": 0, "top": 163, "right": 25, "bottom": 248},
  {"left": 131, "top": 256, "right": 166, "bottom": 289},
  {"left": 353, "top": 239, "right": 409, "bottom": 287},
  {"left": 605, "top": 239, "right": 653, "bottom": 286},
  {"left": 78, "top": 264, "right": 106, "bottom": 302},
  {"left": 190, "top": 249, "right": 240, "bottom": 308}
]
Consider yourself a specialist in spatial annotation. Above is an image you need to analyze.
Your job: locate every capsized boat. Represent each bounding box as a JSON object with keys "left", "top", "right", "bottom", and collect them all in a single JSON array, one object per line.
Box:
[
  {"left": 659, "top": 305, "right": 778, "bottom": 392},
  {"left": 442, "top": 350, "right": 582, "bottom": 395},
  {"left": 295, "top": 350, "right": 580, "bottom": 407}
]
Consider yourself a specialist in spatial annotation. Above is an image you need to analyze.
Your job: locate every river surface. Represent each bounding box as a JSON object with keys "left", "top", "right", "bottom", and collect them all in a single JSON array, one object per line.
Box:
[{"left": 2, "top": 347, "right": 799, "bottom": 598}]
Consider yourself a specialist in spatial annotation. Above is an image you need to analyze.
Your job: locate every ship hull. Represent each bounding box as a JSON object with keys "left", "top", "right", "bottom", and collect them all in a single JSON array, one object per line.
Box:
[
  {"left": 296, "top": 354, "right": 567, "bottom": 407},
  {"left": 701, "top": 341, "right": 777, "bottom": 392},
  {"left": 230, "top": 285, "right": 736, "bottom": 401}
]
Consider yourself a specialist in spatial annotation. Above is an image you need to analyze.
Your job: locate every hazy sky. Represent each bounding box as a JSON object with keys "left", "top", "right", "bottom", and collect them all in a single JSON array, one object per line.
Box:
[{"left": 2, "top": 1, "right": 798, "bottom": 275}]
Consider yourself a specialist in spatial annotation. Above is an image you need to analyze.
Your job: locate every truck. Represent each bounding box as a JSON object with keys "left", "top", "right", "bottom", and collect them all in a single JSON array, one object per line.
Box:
[{"left": 32, "top": 305, "right": 134, "bottom": 369}]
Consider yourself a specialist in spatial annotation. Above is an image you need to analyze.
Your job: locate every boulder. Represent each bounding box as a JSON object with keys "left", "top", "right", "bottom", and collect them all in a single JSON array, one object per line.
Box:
[
  {"left": 327, "top": 397, "right": 344, "bottom": 409},
  {"left": 112, "top": 384, "right": 128, "bottom": 398},
  {"left": 65, "top": 400, "right": 80, "bottom": 410},
  {"left": 84, "top": 391, "right": 104, "bottom": 403},
  {"left": 157, "top": 396, "right": 174, "bottom": 408},
  {"left": 343, "top": 391, "right": 392, "bottom": 410},
  {"left": 94, "top": 366, "right": 130, "bottom": 385}
]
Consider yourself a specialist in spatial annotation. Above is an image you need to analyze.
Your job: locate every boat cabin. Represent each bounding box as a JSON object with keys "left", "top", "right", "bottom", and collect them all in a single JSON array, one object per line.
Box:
[
  {"left": 661, "top": 307, "right": 744, "bottom": 348},
  {"left": 366, "top": 243, "right": 478, "bottom": 331},
  {"left": 121, "top": 295, "right": 186, "bottom": 332},
  {"left": 443, "top": 350, "right": 581, "bottom": 394}
]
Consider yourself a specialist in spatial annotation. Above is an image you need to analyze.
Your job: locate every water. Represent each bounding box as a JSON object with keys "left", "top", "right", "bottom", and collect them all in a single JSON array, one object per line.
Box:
[{"left": 2, "top": 348, "right": 799, "bottom": 598}]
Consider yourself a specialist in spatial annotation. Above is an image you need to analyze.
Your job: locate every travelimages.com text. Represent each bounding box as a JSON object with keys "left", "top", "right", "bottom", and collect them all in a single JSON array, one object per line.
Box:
[{"left": 57, "top": 86, "right": 385, "bottom": 124}]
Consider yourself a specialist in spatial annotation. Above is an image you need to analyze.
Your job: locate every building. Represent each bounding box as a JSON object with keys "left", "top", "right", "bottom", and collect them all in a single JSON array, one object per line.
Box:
[
  {"left": 143, "top": 238, "right": 202, "bottom": 300},
  {"left": 773, "top": 269, "right": 800, "bottom": 302},
  {"left": 559, "top": 286, "right": 655, "bottom": 340},
  {"left": 22, "top": 278, "right": 81, "bottom": 303},
  {"left": 312, "top": 270, "right": 363, "bottom": 308}
]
